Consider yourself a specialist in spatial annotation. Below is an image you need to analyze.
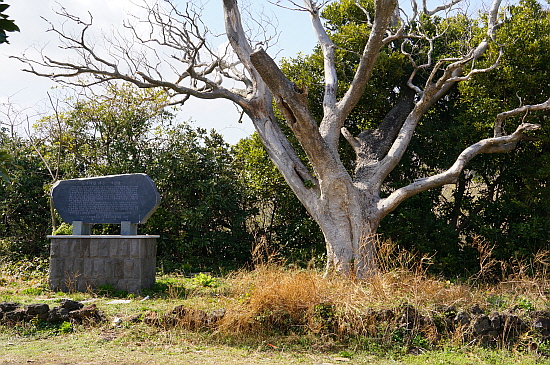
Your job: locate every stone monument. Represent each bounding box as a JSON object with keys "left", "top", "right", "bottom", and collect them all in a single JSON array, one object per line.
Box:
[{"left": 48, "top": 174, "right": 161, "bottom": 294}]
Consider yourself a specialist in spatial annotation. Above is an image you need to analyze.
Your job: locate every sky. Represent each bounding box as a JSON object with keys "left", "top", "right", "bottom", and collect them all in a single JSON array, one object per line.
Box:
[
  {"left": 0, "top": 0, "right": 318, "bottom": 144},
  {"left": 0, "top": 0, "right": 502, "bottom": 144}
]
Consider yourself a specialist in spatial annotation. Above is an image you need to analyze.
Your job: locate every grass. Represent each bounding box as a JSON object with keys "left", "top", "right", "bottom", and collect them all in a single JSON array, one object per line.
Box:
[{"left": 1, "top": 246, "right": 550, "bottom": 364}]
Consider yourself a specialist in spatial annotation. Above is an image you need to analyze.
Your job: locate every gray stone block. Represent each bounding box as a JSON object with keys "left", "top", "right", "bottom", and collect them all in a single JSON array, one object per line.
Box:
[
  {"left": 93, "top": 258, "right": 105, "bottom": 277},
  {"left": 48, "top": 236, "right": 157, "bottom": 294},
  {"left": 89, "top": 241, "right": 99, "bottom": 257},
  {"left": 124, "top": 259, "right": 135, "bottom": 279},
  {"left": 98, "top": 239, "right": 109, "bottom": 257},
  {"left": 113, "top": 258, "right": 124, "bottom": 278},
  {"left": 130, "top": 240, "right": 140, "bottom": 258},
  {"left": 58, "top": 239, "right": 70, "bottom": 258},
  {"left": 84, "top": 259, "right": 93, "bottom": 277}
]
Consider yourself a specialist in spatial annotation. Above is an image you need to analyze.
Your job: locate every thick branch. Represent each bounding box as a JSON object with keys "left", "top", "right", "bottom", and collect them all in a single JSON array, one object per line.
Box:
[
  {"left": 223, "top": 0, "right": 258, "bottom": 84},
  {"left": 250, "top": 48, "right": 347, "bottom": 178},
  {"left": 353, "top": 87, "right": 416, "bottom": 182},
  {"left": 320, "top": 0, "right": 398, "bottom": 152},
  {"left": 303, "top": 0, "right": 338, "bottom": 114},
  {"left": 378, "top": 122, "right": 541, "bottom": 217}
]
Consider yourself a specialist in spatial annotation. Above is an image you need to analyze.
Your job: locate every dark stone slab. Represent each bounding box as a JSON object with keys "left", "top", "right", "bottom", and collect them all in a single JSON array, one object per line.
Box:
[
  {"left": 51, "top": 174, "right": 161, "bottom": 224},
  {"left": 24, "top": 303, "right": 50, "bottom": 315}
]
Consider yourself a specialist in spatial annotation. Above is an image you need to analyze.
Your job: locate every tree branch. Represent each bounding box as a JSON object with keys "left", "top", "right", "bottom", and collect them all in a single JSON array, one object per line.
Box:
[
  {"left": 370, "top": 0, "right": 504, "bottom": 189},
  {"left": 494, "top": 96, "right": 550, "bottom": 137},
  {"left": 11, "top": 1, "right": 253, "bottom": 109},
  {"left": 378, "top": 122, "right": 541, "bottom": 217},
  {"left": 250, "top": 48, "right": 348, "bottom": 179}
]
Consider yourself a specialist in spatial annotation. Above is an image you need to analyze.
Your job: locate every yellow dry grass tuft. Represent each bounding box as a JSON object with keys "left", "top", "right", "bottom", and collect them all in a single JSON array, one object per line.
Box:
[
  {"left": 217, "top": 239, "right": 550, "bottom": 348},
  {"left": 218, "top": 261, "right": 474, "bottom": 341}
]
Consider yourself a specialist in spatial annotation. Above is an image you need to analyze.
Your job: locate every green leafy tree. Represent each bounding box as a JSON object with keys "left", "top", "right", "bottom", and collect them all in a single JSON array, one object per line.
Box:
[
  {"left": 0, "top": 0, "right": 18, "bottom": 44},
  {"left": 34, "top": 85, "right": 253, "bottom": 270},
  {"left": 145, "top": 125, "right": 252, "bottom": 270},
  {"left": 234, "top": 133, "right": 324, "bottom": 265},
  {"left": 0, "top": 133, "right": 51, "bottom": 257}
]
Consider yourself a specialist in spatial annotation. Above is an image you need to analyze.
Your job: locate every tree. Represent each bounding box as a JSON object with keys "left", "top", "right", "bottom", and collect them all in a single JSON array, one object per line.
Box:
[
  {"left": 14, "top": 0, "right": 550, "bottom": 277},
  {"left": 280, "top": 0, "right": 550, "bottom": 276},
  {"left": 34, "top": 85, "right": 253, "bottom": 270},
  {"left": 0, "top": 0, "right": 18, "bottom": 44},
  {"left": 0, "top": 133, "right": 51, "bottom": 257},
  {"left": 234, "top": 133, "right": 324, "bottom": 265}
]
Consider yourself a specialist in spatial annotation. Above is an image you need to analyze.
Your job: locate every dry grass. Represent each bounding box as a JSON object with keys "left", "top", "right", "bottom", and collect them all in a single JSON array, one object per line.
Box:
[
  {"left": 219, "top": 264, "right": 472, "bottom": 340},
  {"left": 214, "top": 239, "right": 550, "bottom": 351}
]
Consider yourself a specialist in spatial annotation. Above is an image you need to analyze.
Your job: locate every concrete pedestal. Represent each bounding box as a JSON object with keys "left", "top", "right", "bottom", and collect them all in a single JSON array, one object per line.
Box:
[{"left": 48, "top": 235, "right": 158, "bottom": 294}]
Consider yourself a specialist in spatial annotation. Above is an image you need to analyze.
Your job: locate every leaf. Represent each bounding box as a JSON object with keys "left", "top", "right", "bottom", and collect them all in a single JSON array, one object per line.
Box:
[{"left": 0, "top": 18, "right": 19, "bottom": 32}]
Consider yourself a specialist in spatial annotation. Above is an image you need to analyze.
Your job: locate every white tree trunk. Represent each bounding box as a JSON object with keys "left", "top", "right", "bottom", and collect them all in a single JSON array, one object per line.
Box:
[{"left": 317, "top": 192, "right": 380, "bottom": 277}]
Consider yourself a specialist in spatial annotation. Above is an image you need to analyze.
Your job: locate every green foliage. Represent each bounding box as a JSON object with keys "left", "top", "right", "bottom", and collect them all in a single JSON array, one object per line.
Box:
[
  {"left": 387, "top": 0, "right": 550, "bottom": 275},
  {"left": 58, "top": 321, "right": 73, "bottom": 334},
  {"left": 0, "top": 138, "right": 51, "bottom": 257},
  {"left": 192, "top": 273, "right": 218, "bottom": 288},
  {"left": 143, "top": 124, "right": 253, "bottom": 271},
  {"left": 6, "top": 319, "right": 73, "bottom": 338},
  {"left": 96, "top": 283, "right": 128, "bottom": 298},
  {"left": 21, "top": 287, "right": 45, "bottom": 296},
  {"left": 52, "top": 223, "right": 72, "bottom": 235},
  {"left": 2, "top": 84, "right": 254, "bottom": 271},
  {"left": 0, "top": 149, "right": 12, "bottom": 182},
  {"left": 0, "top": 257, "right": 49, "bottom": 279},
  {"left": 0, "top": 0, "right": 18, "bottom": 44}
]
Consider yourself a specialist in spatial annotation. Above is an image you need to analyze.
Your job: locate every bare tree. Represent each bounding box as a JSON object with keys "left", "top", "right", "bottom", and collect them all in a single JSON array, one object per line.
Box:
[{"left": 13, "top": 0, "right": 550, "bottom": 277}]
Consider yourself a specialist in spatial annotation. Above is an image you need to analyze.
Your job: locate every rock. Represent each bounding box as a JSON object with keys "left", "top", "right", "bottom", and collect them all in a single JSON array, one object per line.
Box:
[
  {"left": 471, "top": 304, "right": 484, "bottom": 315},
  {"left": 60, "top": 299, "right": 83, "bottom": 311},
  {"left": 375, "top": 309, "right": 395, "bottom": 322},
  {"left": 400, "top": 305, "right": 419, "bottom": 330},
  {"left": 490, "top": 312, "right": 503, "bottom": 331},
  {"left": 4, "top": 308, "right": 27, "bottom": 322},
  {"left": 473, "top": 315, "right": 492, "bottom": 335},
  {"left": 454, "top": 311, "right": 471, "bottom": 326},
  {"left": 501, "top": 313, "right": 527, "bottom": 334},
  {"left": 69, "top": 304, "right": 101, "bottom": 321},
  {"left": 143, "top": 311, "right": 159, "bottom": 325},
  {"left": 0, "top": 302, "right": 20, "bottom": 312},
  {"left": 533, "top": 316, "right": 550, "bottom": 330},
  {"left": 207, "top": 308, "right": 226, "bottom": 325},
  {"left": 479, "top": 334, "right": 496, "bottom": 346},
  {"left": 47, "top": 307, "right": 70, "bottom": 322},
  {"left": 168, "top": 305, "right": 208, "bottom": 329},
  {"left": 24, "top": 303, "right": 50, "bottom": 315}
]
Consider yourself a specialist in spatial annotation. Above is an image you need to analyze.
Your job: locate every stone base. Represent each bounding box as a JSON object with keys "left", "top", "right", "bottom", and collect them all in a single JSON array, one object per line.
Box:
[{"left": 47, "top": 235, "right": 158, "bottom": 294}]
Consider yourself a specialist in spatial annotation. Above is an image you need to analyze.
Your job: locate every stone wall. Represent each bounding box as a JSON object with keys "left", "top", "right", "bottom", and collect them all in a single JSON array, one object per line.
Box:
[{"left": 48, "top": 235, "right": 158, "bottom": 294}]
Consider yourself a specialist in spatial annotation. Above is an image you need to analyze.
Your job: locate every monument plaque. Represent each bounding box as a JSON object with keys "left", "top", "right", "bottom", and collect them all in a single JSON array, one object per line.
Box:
[{"left": 52, "top": 174, "right": 161, "bottom": 225}]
